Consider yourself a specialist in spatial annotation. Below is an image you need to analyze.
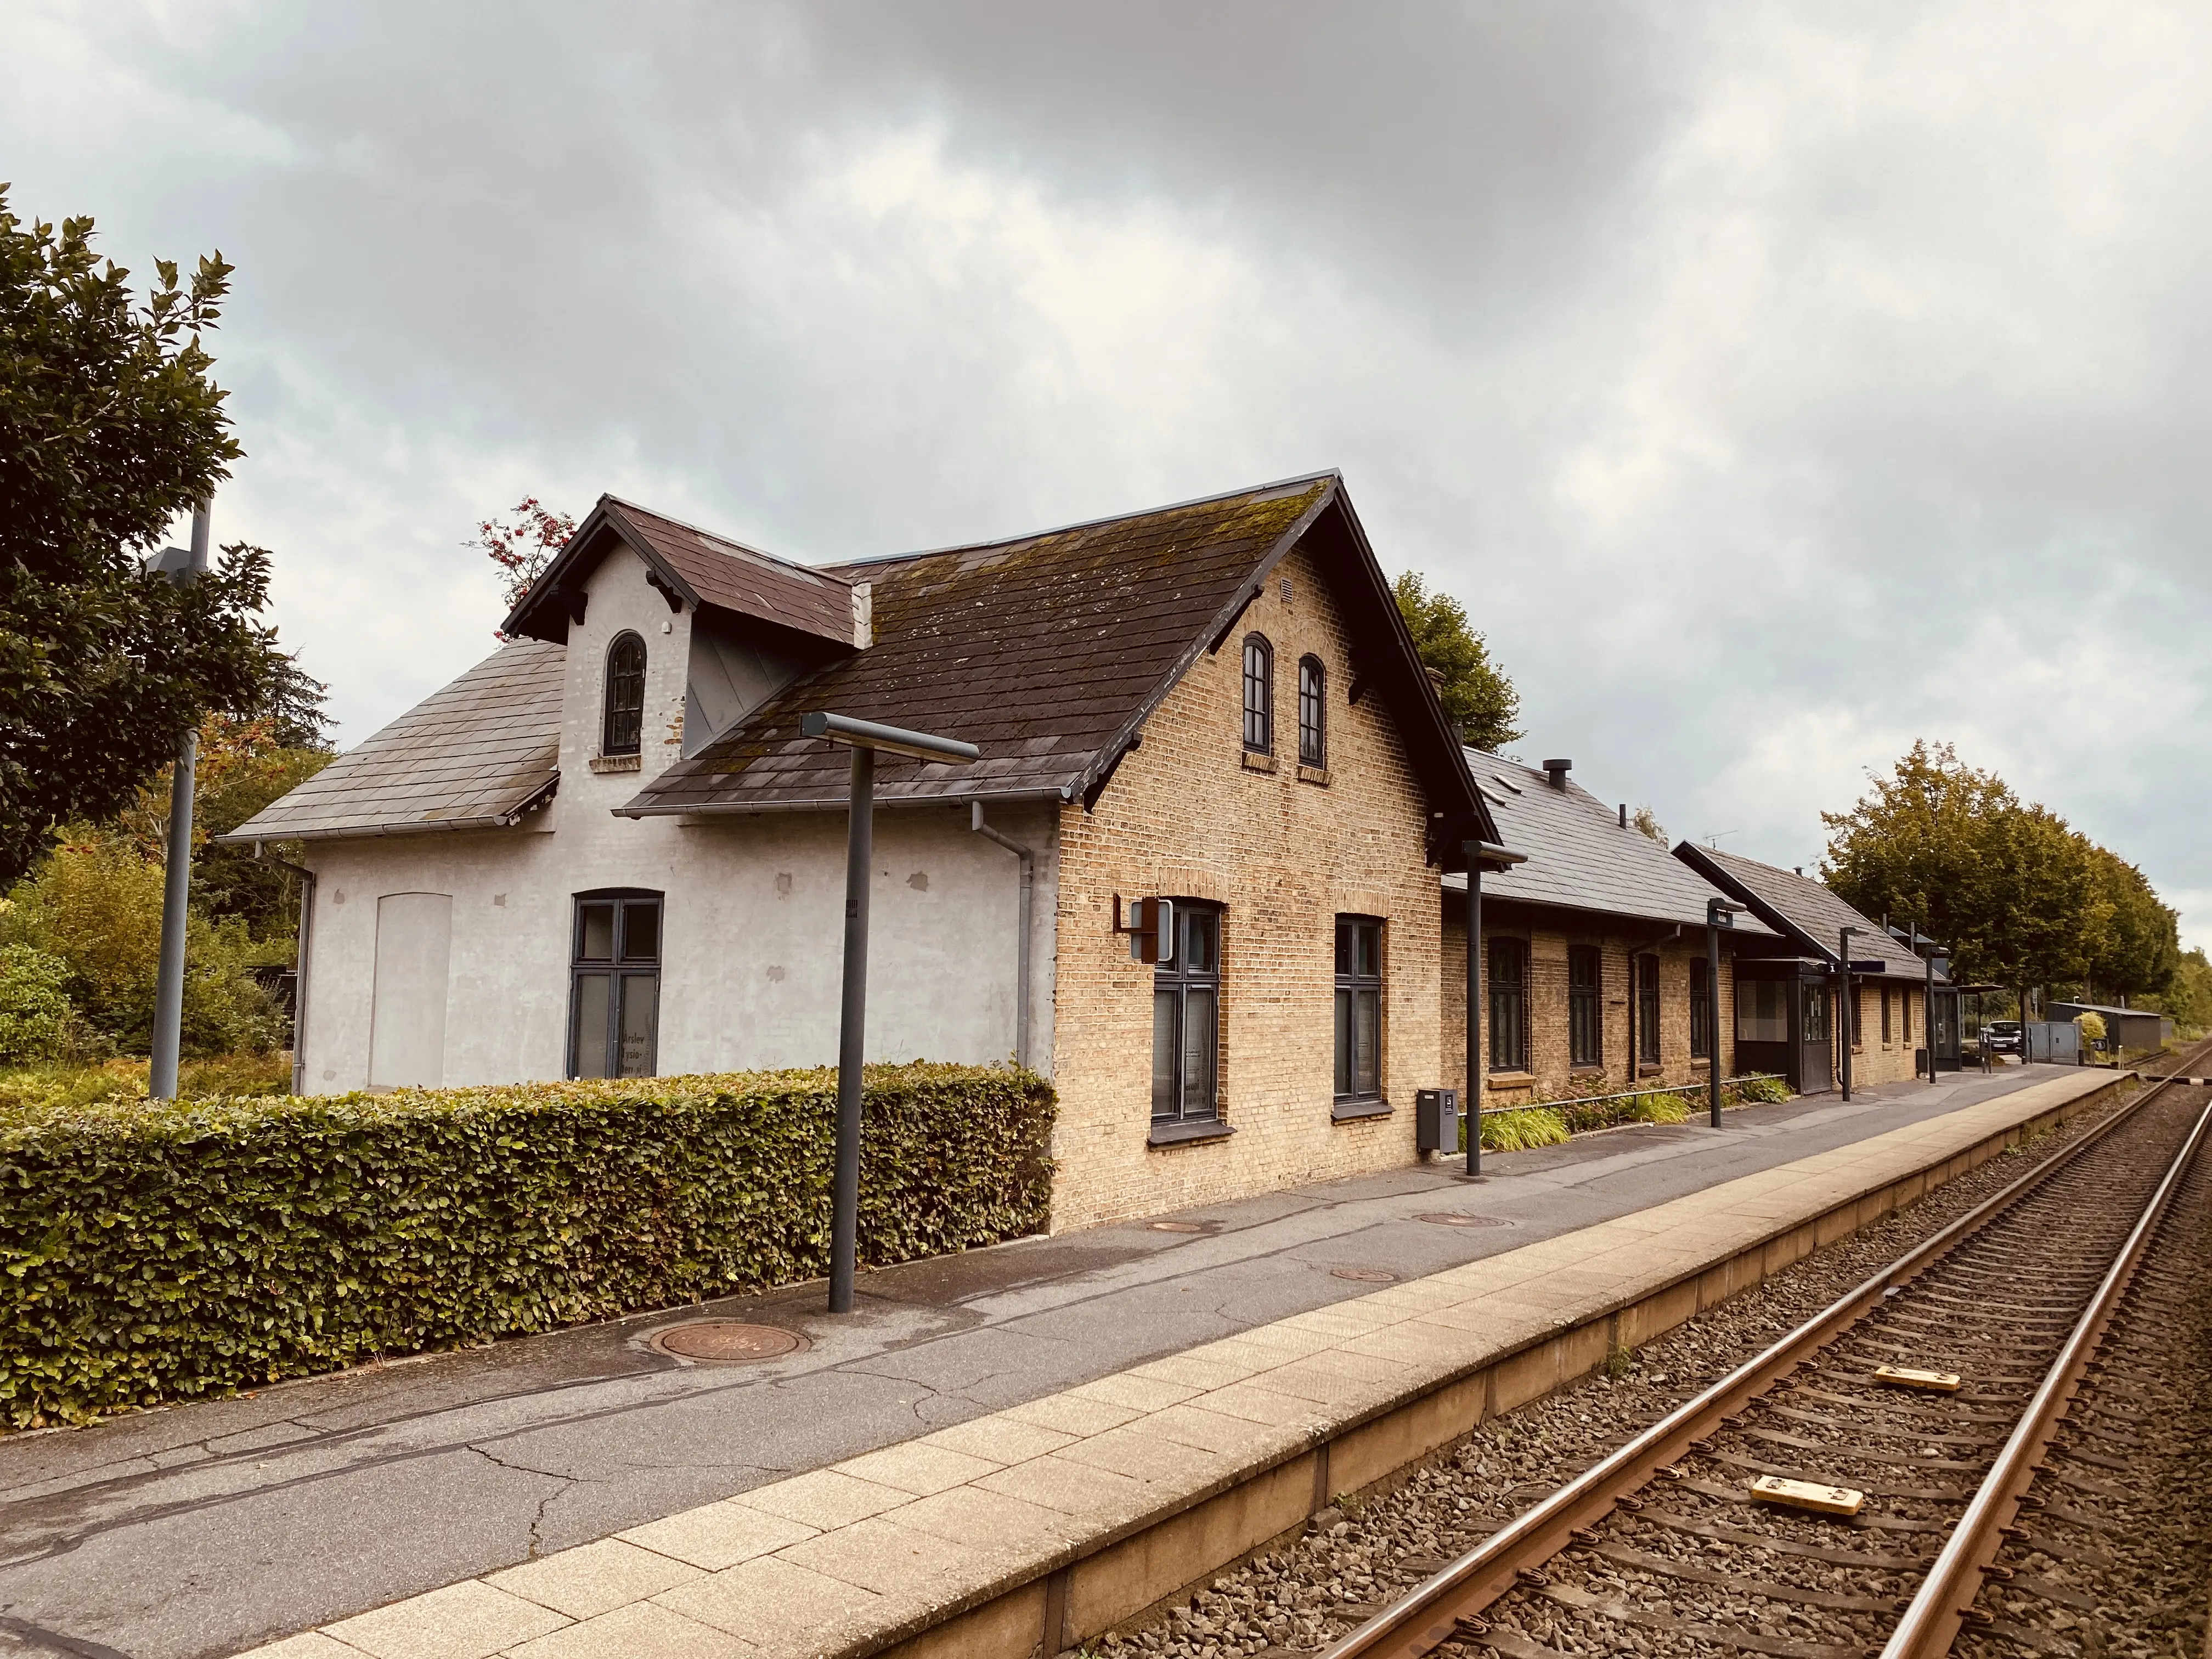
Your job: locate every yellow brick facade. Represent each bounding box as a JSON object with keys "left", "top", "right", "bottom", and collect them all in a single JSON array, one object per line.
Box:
[
  {"left": 1440, "top": 909, "right": 1742, "bottom": 1104},
  {"left": 1047, "top": 543, "right": 1449, "bottom": 1232},
  {"left": 1848, "top": 980, "right": 1932, "bottom": 1087}
]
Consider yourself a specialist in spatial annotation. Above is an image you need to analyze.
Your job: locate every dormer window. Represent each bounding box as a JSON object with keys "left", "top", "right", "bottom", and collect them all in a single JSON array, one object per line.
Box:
[
  {"left": 1242, "top": 634, "right": 1273, "bottom": 754},
  {"left": 603, "top": 632, "right": 645, "bottom": 755}
]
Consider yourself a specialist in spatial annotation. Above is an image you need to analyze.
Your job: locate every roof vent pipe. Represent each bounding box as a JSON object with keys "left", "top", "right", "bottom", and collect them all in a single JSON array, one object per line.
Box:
[
  {"left": 1543, "top": 759, "right": 1571, "bottom": 791},
  {"left": 1618, "top": 803, "right": 1627, "bottom": 828}
]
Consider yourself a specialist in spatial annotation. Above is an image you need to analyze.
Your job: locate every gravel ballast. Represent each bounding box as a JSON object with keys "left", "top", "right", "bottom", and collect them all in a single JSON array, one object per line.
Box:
[{"left": 1082, "top": 1088, "right": 2140, "bottom": 1659}]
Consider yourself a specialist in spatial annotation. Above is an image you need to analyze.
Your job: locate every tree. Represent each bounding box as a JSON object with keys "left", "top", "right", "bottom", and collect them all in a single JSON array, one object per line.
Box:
[
  {"left": 1392, "top": 572, "right": 1522, "bottom": 752},
  {"left": 2146, "top": 948, "right": 2212, "bottom": 1032},
  {"left": 469, "top": 495, "right": 576, "bottom": 620},
  {"left": 1821, "top": 742, "right": 2103, "bottom": 1012},
  {"left": 2078, "top": 847, "right": 2179, "bottom": 1006},
  {"left": 1630, "top": 806, "right": 1666, "bottom": 844},
  {"left": 1, "top": 189, "right": 294, "bottom": 884}
]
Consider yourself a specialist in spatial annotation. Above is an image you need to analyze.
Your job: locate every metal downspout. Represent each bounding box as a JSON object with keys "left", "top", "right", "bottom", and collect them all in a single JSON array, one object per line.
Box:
[
  {"left": 970, "top": 803, "right": 1035, "bottom": 1070},
  {"left": 251, "top": 842, "right": 317, "bottom": 1096}
]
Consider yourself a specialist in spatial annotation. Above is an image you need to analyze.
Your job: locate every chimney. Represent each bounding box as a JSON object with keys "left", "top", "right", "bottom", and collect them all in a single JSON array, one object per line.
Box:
[{"left": 1543, "top": 758, "right": 1571, "bottom": 791}]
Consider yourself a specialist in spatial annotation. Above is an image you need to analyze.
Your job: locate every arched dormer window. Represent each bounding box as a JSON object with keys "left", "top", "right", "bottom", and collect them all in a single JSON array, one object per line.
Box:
[
  {"left": 1242, "top": 634, "right": 1273, "bottom": 754},
  {"left": 1297, "top": 655, "right": 1325, "bottom": 766},
  {"left": 603, "top": 632, "right": 646, "bottom": 755}
]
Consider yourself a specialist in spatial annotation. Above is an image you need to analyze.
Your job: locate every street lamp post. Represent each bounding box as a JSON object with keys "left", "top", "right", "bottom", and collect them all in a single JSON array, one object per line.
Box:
[
  {"left": 1837, "top": 925, "right": 1861, "bottom": 1102},
  {"left": 149, "top": 502, "right": 212, "bottom": 1102},
  {"left": 1706, "top": 898, "right": 1742, "bottom": 1128},
  {"left": 802, "top": 712, "right": 979, "bottom": 1315}
]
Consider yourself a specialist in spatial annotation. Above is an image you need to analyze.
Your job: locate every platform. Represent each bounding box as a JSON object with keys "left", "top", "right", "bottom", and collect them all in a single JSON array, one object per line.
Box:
[{"left": 0, "top": 1065, "right": 2123, "bottom": 1659}]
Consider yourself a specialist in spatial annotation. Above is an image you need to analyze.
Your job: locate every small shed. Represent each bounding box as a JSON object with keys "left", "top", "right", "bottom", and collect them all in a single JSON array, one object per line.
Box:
[{"left": 2047, "top": 1002, "right": 2170, "bottom": 1057}]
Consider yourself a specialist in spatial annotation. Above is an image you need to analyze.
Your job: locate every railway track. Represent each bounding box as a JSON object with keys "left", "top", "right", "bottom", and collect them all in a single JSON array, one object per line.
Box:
[{"left": 1319, "top": 1043, "right": 2212, "bottom": 1659}]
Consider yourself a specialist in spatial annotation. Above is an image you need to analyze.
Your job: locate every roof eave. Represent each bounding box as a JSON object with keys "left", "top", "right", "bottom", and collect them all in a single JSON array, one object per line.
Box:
[{"left": 612, "top": 785, "right": 1071, "bottom": 820}]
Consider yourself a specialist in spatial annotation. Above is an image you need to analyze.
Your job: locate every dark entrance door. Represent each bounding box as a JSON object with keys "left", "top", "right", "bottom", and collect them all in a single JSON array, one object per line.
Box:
[
  {"left": 1797, "top": 973, "right": 1834, "bottom": 1094},
  {"left": 1931, "top": 989, "right": 1962, "bottom": 1072}
]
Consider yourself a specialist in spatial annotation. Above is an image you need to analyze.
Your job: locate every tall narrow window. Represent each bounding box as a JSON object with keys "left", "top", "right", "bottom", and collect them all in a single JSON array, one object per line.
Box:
[
  {"left": 1901, "top": 989, "right": 1913, "bottom": 1042},
  {"left": 570, "top": 889, "right": 662, "bottom": 1078},
  {"left": 1881, "top": 986, "right": 1892, "bottom": 1045},
  {"left": 1637, "top": 954, "right": 1661, "bottom": 1065},
  {"left": 1334, "top": 916, "right": 1383, "bottom": 1105},
  {"left": 1242, "top": 635, "right": 1273, "bottom": 754},
  {"left": 1568, "top": 944, "right": 1603, "bottom": 1067},
  {"left": 1489, "top": 937, "right": 1529, "bottom": 1072},
  {"left": 1152, "top": 904, "right": 1222, "bottom": 1124},
  {"left": 1298, "top": 656, "right": 1326, "bottom": 767},
  {"left": 1738, "top": 979, "right": 1789, "bottom": 1043},
  {"left": 1690, "top": 961, "right": 1712, "bottom": 1060},
  {"left": 1802, "top": 983, "right": 1831, "bottom": 1045},
  {"left": 603, "top": 632, "right": 646, "bottom": 756}
]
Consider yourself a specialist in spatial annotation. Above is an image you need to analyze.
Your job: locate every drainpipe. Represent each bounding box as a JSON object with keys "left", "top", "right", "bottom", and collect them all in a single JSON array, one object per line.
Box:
[
  {"left": 970, "top": 803, "right": 1035, "bottom": 1070},
  {"left": 251, "top": 841, "right": 317, "bottom": 1096}
]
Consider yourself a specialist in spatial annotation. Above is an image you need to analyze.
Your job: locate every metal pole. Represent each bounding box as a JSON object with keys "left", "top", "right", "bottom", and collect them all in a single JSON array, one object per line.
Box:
[
  {"left": 1707, "top": 922, "right": 1723, "bottom": 1128},
  {"left": 1924, "top": 946, "right": 1937, "bottom": 1086},
  {"left": 1465, "top": 858, "right": 1482, "bottom": 1177},
  {"left": 830, "top": 745, "right": 874, "bottom": 1313},
  {"left": 149, "top": 502, "right": 211, "bottom": 1101}
]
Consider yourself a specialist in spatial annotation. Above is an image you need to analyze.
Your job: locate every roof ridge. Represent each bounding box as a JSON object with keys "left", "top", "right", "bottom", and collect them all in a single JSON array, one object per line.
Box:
[
  {"left": 601, "top": 495, "right": 848, "bottom": 591},
  {"left": 822, "top": 469, "right": 1344, "bottom": 572}
]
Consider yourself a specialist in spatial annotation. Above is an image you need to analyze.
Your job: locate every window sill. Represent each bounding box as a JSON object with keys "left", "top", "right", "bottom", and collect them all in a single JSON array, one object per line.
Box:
[
  {"left": 1240, "top": 750, "right": 1277, "bottom": 773},
  {"left": 1148, "top": 1117, "right": 1235, "bottom": 1147},
  {"left": 1297, "top": 764, "right": 1330, "bottom": 786},
  {"left": 1330, "top": 1098, "right": 1391, "bottom": 1122},
  {"left": 589, "top": 754, "right": 642, "bottom": 774},
  {"left": 1486, "top": 1071, "right": 1538, "bottom": 1089}
]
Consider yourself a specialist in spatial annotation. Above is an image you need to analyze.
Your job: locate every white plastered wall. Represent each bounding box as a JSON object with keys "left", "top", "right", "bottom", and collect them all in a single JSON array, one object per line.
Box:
[{"left": 295, "top": 543, "right": 1059, "bottom": 1092}]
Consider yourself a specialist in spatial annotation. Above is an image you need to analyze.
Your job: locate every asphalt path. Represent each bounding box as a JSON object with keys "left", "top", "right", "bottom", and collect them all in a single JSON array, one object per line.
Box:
[{"left": 0, "top": 1065, "right": 2059, "bottom": 1658}]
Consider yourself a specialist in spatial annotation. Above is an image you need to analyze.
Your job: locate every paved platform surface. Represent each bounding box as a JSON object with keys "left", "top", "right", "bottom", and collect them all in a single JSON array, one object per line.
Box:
[{"left": 0, "top": 1064, "right": 2081, "bottom": 1658}]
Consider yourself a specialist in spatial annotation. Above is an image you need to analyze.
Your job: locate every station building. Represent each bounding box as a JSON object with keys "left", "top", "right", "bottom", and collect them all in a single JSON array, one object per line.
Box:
[{"left": 228, "top": 473, "right": 1522, "bottom": 1232}]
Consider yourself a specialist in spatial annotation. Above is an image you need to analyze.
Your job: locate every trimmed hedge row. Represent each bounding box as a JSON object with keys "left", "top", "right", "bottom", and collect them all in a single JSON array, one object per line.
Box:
[{"left": 0, "top": 1062, "right": 1055, "bottom": 1426}]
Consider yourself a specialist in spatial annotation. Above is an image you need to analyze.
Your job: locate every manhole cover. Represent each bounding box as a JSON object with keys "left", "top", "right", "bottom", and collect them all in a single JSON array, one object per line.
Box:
[
  {"left": 1331, "top": 1267, "right": 1397, "bottom": 1283},
  {"left": 1149, "top": 1220, "right": 1206, "bottom": 1233},
  {"left": 651, "top": 1321, "right": 804, "bottom": 1362},
  {"left": 1415, "top": 1212, "right": 1511, "bottom": 1229}
]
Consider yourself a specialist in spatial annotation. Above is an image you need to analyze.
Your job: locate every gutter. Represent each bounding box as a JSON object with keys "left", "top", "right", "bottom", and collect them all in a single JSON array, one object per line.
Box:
[
  {"left": 969, "top": 803, "right": 1037, "bottom": 1071},
  {"left": 613, "top": 787, "right": 1067, "bottom": 821},
  {"left": 246, "top": 842, "right": 316, "bottom": 1097}
]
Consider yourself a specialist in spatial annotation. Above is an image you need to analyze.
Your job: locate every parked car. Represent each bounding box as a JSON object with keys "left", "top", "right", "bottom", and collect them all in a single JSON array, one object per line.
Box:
[{"left": 1982, "top": 1020, "right": 2023, "bottom": 1055}]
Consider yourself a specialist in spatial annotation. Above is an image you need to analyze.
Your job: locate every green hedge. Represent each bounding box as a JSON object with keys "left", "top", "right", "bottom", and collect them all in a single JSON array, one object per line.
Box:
[{"left": 0, "top": 1062, "right": 1054, "bottom": 1427}]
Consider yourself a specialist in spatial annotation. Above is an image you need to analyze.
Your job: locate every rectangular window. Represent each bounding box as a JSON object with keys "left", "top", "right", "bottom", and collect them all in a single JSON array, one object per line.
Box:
[
  {"left": 1690, "top": 961, "right": 1712, "bottom": 1060},
  {"left": 1489, "top": 937, "right": 1530, "bottom": 1072},
  {"left": 569, "top": 890, "right": 662, "bottom": 1079},
  {"left": 1737, "top": 979, "right": 1790, "bottom": 1043},
  {"left": 1903, "top": 989, "right": 1914, "bottom": 1042},
  {"left": 1152, "top": 904, "right": 1222, "bottom": 1123},
  {"left": 1881, "top": 986, "right": 1892, "bottom": 1045},
  {"left": 1299, "top": 658, "right": 1327, "bottom": 767},
  {"left": 1567, "top": 944, "right": 1602, "bottom": 1067},
  {"left": 1637, "top": 954, "right": 1661, "bottom": 1065},
  {"left": 1334, "top": 917, "right": 1383, "bottom": 1104}
]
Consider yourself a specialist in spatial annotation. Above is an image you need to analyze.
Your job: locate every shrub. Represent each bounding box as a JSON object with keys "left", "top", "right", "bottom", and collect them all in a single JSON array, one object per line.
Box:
[
  {"left": 1468, "top": 1104, "right": 1571, "bottom": 1152},
  {"left": 0, "top": 832, "right": 284, "bottom": 1055},
  {"left": 0, "top": 1051, "right": 292, "bottom": 1114},
  {"left": 0, "top": 944, "right": 75, "bottom": 1064},
  {"left": 0, "top": 1061, "right": 1054, "bottom": 1426},
  {"left": 1623, "top": 1090, "right": 1690, "bottom": 1125},
  {"left": 1731, "top": 1076, "right": 1792, "bottom": 1105}
]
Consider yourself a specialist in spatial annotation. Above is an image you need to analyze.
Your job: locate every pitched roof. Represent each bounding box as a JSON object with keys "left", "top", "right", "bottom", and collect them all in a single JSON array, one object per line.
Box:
[
  {"left": 504, "top": 496, "right": 859, "bottom": 651},
  {"left": 218, "top": 641, "right": 563, "bottom": 843},
  {"left": 620, "top": 473, "right": 1499, "bottom": 864},
  {"left": 1673, "top": 844, "right": 1936, "bottom": 979},
  {"left": 1442, "top": 753, "right": 1775, "bottom": 934}
]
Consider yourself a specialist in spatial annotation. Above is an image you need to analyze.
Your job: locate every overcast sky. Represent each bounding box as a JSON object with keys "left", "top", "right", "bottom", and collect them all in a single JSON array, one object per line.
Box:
[{"left": 7, "top": 2, "right": 2206, "bottom": 945}]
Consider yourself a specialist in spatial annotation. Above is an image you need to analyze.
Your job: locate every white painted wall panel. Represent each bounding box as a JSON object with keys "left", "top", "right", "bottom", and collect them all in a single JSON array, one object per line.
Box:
[{"left": 368, "top": 892, "right": 452, "bottom": 1087}]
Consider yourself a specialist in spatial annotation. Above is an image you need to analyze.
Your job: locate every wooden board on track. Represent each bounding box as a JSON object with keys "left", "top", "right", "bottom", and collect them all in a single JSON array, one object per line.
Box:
[{"left": 1747, "top": 1475, "right": 1867, "bottom": 1516}]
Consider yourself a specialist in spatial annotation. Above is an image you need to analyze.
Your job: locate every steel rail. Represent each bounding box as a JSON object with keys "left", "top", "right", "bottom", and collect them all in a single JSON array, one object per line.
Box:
[
  {"left": 1317, "top": 1047, "right": 2212, "bottom": 1659},
  {"left": 1879, "top": 1080, "right": 2212, "bottom": 1658}
]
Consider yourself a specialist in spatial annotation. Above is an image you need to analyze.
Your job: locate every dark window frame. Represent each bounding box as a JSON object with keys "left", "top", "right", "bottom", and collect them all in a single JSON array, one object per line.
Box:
[
  {"left": 1567, "top": 943, "right": 1603, "bottom": 1068},
  {"left": 1334, "top": 915, "right": 1383, "bottom": 1107},
  {"left": 567, "top": 887, "right": 663, "bottom": 1079},
  {"left": 1637, "top": 953, "right": 1661, "bottom": 1065},
  {"left": 1488, "top": 936, "right": 1530, "bottom": 1073},
  {"left": 1152, "top": 901, "right": 1223, "bottom": 1127},
  {"left": 1297, "top": 655, "right": 1327, "bottom": 767},
  {"left": 1881, "top": 986, "right": 1892, "bottom": 1045},
  {"left": 1242, "top": 634, "right": 1273, "bottom": 754},
  {"left": 602, "top": 631, "right": 647, "bottom": 756}
]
